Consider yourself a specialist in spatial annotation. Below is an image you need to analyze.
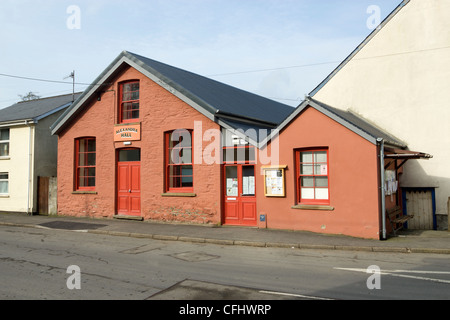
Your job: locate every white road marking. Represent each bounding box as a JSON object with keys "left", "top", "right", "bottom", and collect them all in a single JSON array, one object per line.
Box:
[
  {"left": 334, "top": 267, "right": 450, "bottom": 284},
  {"left": 259, "top": 290, "right": 334, "bottom": 300}
]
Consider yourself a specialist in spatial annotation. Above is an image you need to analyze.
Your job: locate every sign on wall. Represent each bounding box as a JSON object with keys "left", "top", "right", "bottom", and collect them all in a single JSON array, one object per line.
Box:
[
  {"left": 114, "top": 124, "right": 141, "bottom": 142},
  {"left": 262, "top": 165, "right": 287, "bottom": 197}
]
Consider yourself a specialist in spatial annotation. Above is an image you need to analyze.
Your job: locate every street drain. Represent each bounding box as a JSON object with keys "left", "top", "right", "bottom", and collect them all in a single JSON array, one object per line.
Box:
[
  {"left": 120, "top": 244, "right": 161, "bottom": 254},
  {"left": 39, "top": 221, "right": 107, "bottom": 231},
  {"left": 170, "top": 251, "right": 220, "bottom": 262}
]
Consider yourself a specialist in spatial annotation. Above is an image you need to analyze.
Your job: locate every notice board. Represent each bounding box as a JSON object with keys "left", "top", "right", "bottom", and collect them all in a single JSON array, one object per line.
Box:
[{"left": 262, "top": 165, "right": 287, "bottom": 197}]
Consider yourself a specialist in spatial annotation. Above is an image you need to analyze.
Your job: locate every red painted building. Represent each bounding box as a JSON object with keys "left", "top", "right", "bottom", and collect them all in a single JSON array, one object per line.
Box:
[{"left": 51, "top": 51, "right": 430, "bottom": 239}]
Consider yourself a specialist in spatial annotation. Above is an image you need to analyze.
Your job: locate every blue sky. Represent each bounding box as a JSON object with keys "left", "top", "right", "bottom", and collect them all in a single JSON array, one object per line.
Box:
[{"left": 0, "top": 0, "right": 401, "bottom": 109}]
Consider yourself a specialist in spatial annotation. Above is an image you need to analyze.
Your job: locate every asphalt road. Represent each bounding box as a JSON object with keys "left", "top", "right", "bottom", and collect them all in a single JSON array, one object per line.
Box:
[{"left": 1, "top": 225, "right": 449, "bottom": 301}]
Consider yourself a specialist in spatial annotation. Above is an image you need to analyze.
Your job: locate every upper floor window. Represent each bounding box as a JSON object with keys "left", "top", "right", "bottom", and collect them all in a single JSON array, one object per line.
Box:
[
  {"left": 119, "top": 81, "right": 140, "bottom": 123},
  {"left": 296, "top": 149, "right": 330, "bottom": 205},
  {"left": 0, "top": 129, "right": 10, "bottom": 157},
  {"left": 75, "top": 138, "right": 96, "bottom": 191}
]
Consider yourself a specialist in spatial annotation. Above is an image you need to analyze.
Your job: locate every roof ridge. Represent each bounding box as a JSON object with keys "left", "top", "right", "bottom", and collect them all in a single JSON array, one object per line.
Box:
[
  {"left": 16, "top": 92, "right": 83, "bottom": 105},
  {"left": 345, "top": 108, "right": 407, "bottom": 147},
  {"left": 308, "top": 97, "right": 406, "bottom": 147}
]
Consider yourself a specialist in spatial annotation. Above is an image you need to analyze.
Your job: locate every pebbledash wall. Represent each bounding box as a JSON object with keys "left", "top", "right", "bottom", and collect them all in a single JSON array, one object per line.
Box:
[{"left": 57, "top": 66, "right": 222, "bottom": 224}]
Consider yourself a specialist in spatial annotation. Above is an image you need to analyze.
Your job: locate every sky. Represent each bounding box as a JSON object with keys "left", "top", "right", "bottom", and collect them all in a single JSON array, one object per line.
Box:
[{"left": 0, "top": 0, "right": 401, "bottom": 109}]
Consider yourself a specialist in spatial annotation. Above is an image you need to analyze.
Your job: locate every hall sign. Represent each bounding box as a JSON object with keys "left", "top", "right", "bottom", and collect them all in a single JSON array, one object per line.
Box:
[{"left": 114, "top": 124, "right": 141, "bottom": 142}]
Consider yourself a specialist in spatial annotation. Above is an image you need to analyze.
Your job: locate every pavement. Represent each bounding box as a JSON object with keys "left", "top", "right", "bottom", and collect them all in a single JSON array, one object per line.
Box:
[{"left": 0, "top": 212, "right": 449, "bottom": 254}]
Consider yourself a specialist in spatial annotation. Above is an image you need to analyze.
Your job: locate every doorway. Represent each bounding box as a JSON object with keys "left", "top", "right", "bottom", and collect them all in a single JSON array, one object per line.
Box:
[
  {"left": 403, "top": 188, "right": 436, "bottom": 230},
  {"left": 223, "top": 165, "right": 257, "bottom": 226},
  {"left": 117, "top": 148, "right": 141, "bottom": 216}
]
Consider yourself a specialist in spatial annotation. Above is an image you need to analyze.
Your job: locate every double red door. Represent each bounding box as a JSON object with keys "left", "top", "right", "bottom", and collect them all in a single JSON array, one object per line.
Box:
[
  {"left": 224, "top": 165, "right": 257, "bottom": 226},
  {"left": 117, "top": 149, "right": 141, "bottom": 216}
]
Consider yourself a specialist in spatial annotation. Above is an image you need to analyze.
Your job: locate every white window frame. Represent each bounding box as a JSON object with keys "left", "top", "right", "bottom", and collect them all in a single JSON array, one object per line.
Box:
[
  {"left": 0, "top": 172, "right": 9, "bottom": 195},
  {"left": 0, "top": 128, "right": 10, "bottom": 158}
]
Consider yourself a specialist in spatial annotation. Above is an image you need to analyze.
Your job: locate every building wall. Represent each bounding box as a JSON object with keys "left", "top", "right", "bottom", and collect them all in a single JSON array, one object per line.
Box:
[
  {"left": 0, "top": 124, "right": 35, "bottom": 212},
  {"left": 32, "top": 112, "right": 65, "bottom": 211},
  {"left": 57, "top": 66, "right": 222, "bottom": 224},
  {"left": 256, "top": 106, "right": 381, "bottom": 239},
  {"left": 313, "top": 0, "right": 450, "bottom": 226}
]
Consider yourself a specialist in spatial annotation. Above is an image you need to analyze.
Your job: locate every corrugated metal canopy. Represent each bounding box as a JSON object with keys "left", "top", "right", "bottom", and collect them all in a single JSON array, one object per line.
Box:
[{"left": 384, "top": 147, "right": 433, "bottom": 159}]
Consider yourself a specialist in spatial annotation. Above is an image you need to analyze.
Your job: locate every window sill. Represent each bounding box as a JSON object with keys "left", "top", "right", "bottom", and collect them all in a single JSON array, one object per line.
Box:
[
  {"left": 0, "top": 157, "right": 10, "bottom": 160},
  {"left": 161, "top": 192, "right": 196, "bottom": 197},
  {"left": 0, "top": 194, "right": 10, "bottom": 198},
  {"left": 72, "top": 191, "right": 98, "bottom": 195},
  {"left": 116, "top": 121, "right": 141, "bottom": 126},
  {"left": 291, "top": 204, "right": 334, "bottom": 211}
]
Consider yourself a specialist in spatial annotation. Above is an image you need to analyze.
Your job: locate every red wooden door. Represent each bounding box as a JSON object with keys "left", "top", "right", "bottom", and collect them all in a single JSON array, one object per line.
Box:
[
  {"left": 224, "top": 165, "right": 256, "bottom": 226},
  {"left": 38, "top": 177, "right": 49, "bottom": 215},
  {"left": 117, "top": 149, "right": 141, "bottom": 216}
]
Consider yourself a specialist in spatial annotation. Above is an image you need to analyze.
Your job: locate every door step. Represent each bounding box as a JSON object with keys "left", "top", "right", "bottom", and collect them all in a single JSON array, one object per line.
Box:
[{"left": 113, "top": 215, "right": 144, "bottom": 221}]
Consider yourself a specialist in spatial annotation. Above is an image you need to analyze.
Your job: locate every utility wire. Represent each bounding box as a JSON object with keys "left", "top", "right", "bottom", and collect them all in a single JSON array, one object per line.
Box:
[
  {"left": 1, "top": 44, "right": 448, "bottom": 105},
  {"left": 0, "top": 72, "right": 108, "bottom": 86},
  {"left": 0, "top": 90, "right": 75, "bottom": 104},
  {"left": 1, "top": 45, "right": 449, "bottom": 84},
  {"left": 207, "top": 45, "right": 450, "bottom": 77},
  {"left": 207, "top": 61, "right": 341, "bottom": 77}
]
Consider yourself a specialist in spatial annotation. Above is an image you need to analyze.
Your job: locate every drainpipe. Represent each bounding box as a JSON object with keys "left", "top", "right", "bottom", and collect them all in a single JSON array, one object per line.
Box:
[
  {"left": 377, "top": 138, "right": 386, "bottom": 240},
  {"left": 26, "top": 120, "right": 32, "bottom": 215}
]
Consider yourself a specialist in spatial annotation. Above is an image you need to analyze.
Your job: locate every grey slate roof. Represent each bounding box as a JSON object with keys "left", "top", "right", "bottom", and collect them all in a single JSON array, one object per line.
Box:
[
  {"left": 310, "top": 98, "right": 407, "bottom": 147},
  {"left": 0, "top": 93, "right": 81, "bottom": 124},
  {"left": 51, "top": 51, "right": 295, "bottom": 141},
  {"left": 127, "top": 52, "right": 294, "bottom": 125}
]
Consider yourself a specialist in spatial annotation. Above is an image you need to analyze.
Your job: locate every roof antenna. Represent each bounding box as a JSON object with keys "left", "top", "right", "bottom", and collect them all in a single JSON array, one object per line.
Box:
[{"left": 64, "top": 70, "right": 75, "bottom": 102}]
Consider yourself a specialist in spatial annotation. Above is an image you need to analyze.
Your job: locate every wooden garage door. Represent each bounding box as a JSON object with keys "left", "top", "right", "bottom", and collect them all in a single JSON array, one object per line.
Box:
[{"left": 405, "top": 189, "right": 435, "bottom": 230}]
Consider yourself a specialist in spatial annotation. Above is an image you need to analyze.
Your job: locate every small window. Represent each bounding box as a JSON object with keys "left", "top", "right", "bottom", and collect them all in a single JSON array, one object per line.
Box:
[
  {"left": 165, "top": 130, "right": 193, "bottom": 192},
  {"left": 0, "top": 173, "right": 8, "bottom": 194},
  {"left": 296, "top": 149, "right": 329, "bottom": 205},
  {"left": 119, "top": 81, "right": 140, "bottom": 123},
  {"left": 75, "top": 138, "right": 96, "bottom": 191},
  {"left": 242, "top": 166, "right": 255, "bottom": 196},
  {"left": 118, "top": 149, "right": 141, "bottom": 162},
  {"left": 223, "top": 146, "right": 255, "bottom": 164},
  {"left": 0, "top": 129, "right": 10, "bottom": 157}
]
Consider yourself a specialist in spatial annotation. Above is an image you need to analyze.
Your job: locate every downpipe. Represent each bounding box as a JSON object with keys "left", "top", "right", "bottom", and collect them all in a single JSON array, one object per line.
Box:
[
  {"left": 26, "top": 120, "right": 32, "bottom": 216},
  {"left": 377, "top": 138, "right": 387, "bottom": 240}
]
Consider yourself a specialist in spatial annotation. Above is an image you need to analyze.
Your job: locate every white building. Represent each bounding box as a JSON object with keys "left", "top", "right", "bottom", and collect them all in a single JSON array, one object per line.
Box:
[
  {"left": 0, "top": 93, "right": 80, "bottom": 214},
  {"left": 311, "top": 0, "right": 450, "bottom": 230}
]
